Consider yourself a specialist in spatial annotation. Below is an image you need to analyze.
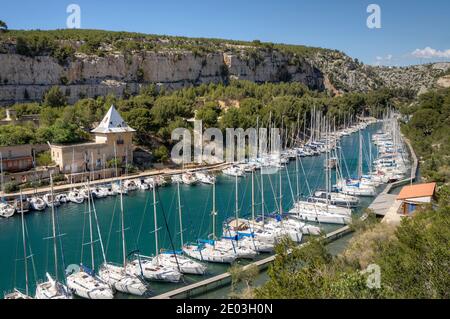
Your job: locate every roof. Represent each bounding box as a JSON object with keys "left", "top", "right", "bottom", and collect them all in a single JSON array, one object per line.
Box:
[
  {"left": 397, "top": 183, "right": 436, "bottom": 200},
  {"left": 91, "top": 105, "right": 136, "bottom": 134}
]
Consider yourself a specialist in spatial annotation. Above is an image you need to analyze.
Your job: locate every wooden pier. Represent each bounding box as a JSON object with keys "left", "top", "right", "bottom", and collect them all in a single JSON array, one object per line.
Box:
[
  {"left": 1, "top": 162, "right": 231, "bottom": 200},
  {"left": 369, "top": 134, "right": 419, "bottom": 217},
  {"left": 151, "top": 225, "right": 352, "bottom": 299},
  {"left": 152, "top": 131, "right": 420, "bottom": 299}
]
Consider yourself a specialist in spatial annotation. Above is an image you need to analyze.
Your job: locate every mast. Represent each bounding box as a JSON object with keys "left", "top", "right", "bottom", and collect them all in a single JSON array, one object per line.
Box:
[
  {"left": 325, "top": 119, "right": 329, "bottom": 200},
  {"left": 111, "top": 144, "right": 126, "bottom": 266},
  {"left": 303, "top": 111, "right": 307, "bottom": 143},
  {"left": 234, "top": 173, "right": 239, "bottom": 228},
  {"left": 177, "top": 181, "right": 183, "bottom": 247},
  {"left": 251, "top": 170, "right": 255, "bottom": 221},
  {"left": 211, "top": 181, "right": 217, "bottom": 240},
  {"left": 87, "top": 178, "right": 107, "bottom": 265},
  {"left": 152, "top": 185, "right": 159, "bottom": 258},
  {"left": 279, "top": 167, "right": 283, "bottom": 215},
  {"left": 256, "top": 116, "right": 259, "bottom": 159},
  {"left": 358, "top": 130, "right": 363, "bottom": 179},
  {"left": 20, "top": 190, "right": 29, "bottom": 296},
  {"left": 368, "top": 132, "right": 372, "bottom": 173},
  {"left": 326, "top": 119, "right": 330, "bottom": 208},
  {"left": 295, "top": 153, "right": 300, "bottom": 201},
  {"left": 50, "top": 174, "right": 58, "bottom": 279},
  {"left": 87, "top": 178, "right": 95, "bottom": 269},
  {"left": 119, "top": 178, "right": 126, "bottom": 267},
  {"left": 260, "top": 169, "right": 265, "bottom": 225}
]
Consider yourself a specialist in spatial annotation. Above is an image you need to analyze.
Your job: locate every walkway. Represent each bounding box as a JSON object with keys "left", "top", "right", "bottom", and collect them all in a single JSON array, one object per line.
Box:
[
  {"left": 1, "top": 162, "right": 230, "bottom": 199},
  {"left": 368, "top": 193, "right": 397, "bottom": 216},
  {"left": 151, "top": 225, "right": 352, "bottom": 299}
]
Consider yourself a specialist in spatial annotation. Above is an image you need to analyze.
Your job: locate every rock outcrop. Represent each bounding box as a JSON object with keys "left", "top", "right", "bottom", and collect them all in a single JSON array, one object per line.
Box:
[
  {"left": 0, "top": 34, "right": 449, "bottom": 105},
  {"left": 0, "top": 49, "right": 325, "bottom": 105}
]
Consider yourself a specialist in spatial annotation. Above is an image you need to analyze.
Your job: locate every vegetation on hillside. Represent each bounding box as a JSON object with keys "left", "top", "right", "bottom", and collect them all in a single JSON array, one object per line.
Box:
[
  {"left": 247, "top": 198, "right": 449, "bottom": 299},
  {"left": 227, "top": 86, "right": 450, "bottom": 300},
  {"left": 0, "top": 81, "right": 412, "bottom": 152},
  {"left": 0, "top": 29, "right": 329, "bottom": 60},
  {"left": 401, "top": 87, "right": 450, "bottom": 184}
]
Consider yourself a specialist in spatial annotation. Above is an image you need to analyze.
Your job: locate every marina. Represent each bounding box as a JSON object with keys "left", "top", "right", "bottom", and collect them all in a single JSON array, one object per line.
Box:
[{"left": 0, "top": 118, "right": 411, "bottom": 299}]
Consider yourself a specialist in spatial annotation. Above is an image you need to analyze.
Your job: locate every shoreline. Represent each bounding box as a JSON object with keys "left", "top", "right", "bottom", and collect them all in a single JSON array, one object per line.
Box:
[{"left": 0, "top": 162, "right": 231, "bottom": 200}]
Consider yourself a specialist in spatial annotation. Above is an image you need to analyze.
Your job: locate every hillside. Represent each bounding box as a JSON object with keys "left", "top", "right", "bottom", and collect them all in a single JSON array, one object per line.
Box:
[{"left": 0, "top": 29, "right": 449, "bottom": 105}]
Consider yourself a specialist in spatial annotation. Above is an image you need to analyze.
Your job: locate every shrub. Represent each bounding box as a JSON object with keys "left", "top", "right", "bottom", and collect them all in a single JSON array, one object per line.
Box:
[
  {"left": 4, "top": 182, "right": 19, "bottom": 193},
  {"left": 153, "top": 145, "right": 169, "bottom": 163},
  {"left": 44, "top": 86, "right": 67, "bottom": 107},
  {"left": 36, "top": 151, "right": 54, "bottom": 166}
]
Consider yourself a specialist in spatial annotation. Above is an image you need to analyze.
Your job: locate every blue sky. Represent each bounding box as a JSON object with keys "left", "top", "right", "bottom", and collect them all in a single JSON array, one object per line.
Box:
[{"left": 1, "top": 0, "right": 449, "bottom": 66}]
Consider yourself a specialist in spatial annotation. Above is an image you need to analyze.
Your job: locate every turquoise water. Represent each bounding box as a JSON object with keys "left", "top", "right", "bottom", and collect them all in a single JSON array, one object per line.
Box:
[
  {"left": 196, "top": 233, "right": 354, "bottom": 299},
  {"left": 0, "top": 123, "right": 381, "bottom": 298}
]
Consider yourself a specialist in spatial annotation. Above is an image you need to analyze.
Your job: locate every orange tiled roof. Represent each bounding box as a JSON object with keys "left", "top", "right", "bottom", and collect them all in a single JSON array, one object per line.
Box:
[{"left": 397, "top": 183, "right": 436, "bottom": 200}]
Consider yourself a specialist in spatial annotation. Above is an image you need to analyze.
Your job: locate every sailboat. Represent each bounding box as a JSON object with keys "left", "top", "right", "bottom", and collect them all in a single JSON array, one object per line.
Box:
[
  {"left": 154, "top": 181, "right": 207, "bottom": 275},
  {"left": 222, "top": 165, "right": 245, "bottom": 177},
  {"left": 67, "top": 189, "right": 84, "bottom": 204},
  {"left": 0, "top": 202, "right": 15, "bottom": 218},
  {"left": 290, "top": 125, "right": 353, "bottom": 225},
  {"left": 308, "top": 125, "right": 360, "bottom": 208},
  {"left": 98, "top": 177, "right": 149, "bottom": 296},
  {"left": 183, "top": 181, "right": 238, "bottom": 264},
  {"left": 222, "top": 171, "right": 275, "bottom": 253},
  {"left": 262, "top": 169, "right": 304, "bottom": 242},
  {"left": 28, "top": 195, "right": 46, "bottom": 211},
  {"left": 4, "top": 191, "right": 33, "bottom": 299},
  {"left": 66, "top": 179, "right": 114, "bottom": 299},
  {"left": 216, "top": 174, "right": 258, "bottom": 259},
  {"left": 127, "top": 185, "right": 182, "bottom": 283},
  {"left": 35, "top": 175, "right": 72, "bottom": 299},
  {"left": 181, "top": 171, "right": 198, "bottom": 185},
  {"left": 336, "top": 129, "right": 376, "bottom": 197},
  {"left": 195, "top": 171, "right": 216, "bottom": 185}
]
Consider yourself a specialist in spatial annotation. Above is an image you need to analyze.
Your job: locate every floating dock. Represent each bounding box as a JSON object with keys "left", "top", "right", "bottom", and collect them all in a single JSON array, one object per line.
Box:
[
  {"left": 152, "top": 132, "right": 420, "bottom": 299},
  {"left": 151, "top": 225, "right": 352, "bottom": 299}
]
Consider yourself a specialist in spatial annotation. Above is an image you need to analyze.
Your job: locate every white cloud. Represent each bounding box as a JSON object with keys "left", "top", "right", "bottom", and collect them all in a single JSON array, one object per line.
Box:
[
  {"left": 373, "top": 54, "right": 393, "bottom": 65},
  {"left": 411, "top": 47, "right": 450, "bottom": 59}
]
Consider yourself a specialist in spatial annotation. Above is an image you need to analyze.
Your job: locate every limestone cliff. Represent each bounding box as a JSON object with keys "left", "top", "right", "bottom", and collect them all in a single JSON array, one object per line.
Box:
[
  {"left": 0, "top": 30, "right": 449, "bottom": 105},
  {"left": 0, "top": 48, "right": 325, "bottom": 105}
]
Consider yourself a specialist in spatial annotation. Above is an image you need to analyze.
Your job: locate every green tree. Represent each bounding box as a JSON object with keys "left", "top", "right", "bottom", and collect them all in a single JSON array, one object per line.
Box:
[
  {"left": 43, "top": 86, "right": 67, "bottom": 107},
  {"left": 123, "top": 107, "right": 153, "bottom": 144},
  {"left": 195, "top": 101, "right": 220, "bottom": 127},
  {"left": 39, "top": 106, "right": 60, "bottom": 126},
  {"left": 0, "top": 125, "right": 35, "bottom": 146},
  {"left": 38, "top": 119, "right": 89, "bottom": 144},
  {"left": 229, "top": 264, "right": 259, "bottom": 299},
  {"left": 36, "top": 151, "right": 54, "bottom": 166},
  {"left": 375, "top": 207, "right": 450, "bottom": 298},
  {"left": 153, "top": 145, "right": 169, "bottom": 163}
]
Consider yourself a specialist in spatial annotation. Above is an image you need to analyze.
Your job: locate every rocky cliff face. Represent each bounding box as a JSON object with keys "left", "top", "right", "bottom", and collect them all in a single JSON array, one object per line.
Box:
[
  {"left": 0, "top": 48, "right": 325, "bottom": 105},
  {"left": 0, "top": 36, "right": 449, "bottom": 105}
]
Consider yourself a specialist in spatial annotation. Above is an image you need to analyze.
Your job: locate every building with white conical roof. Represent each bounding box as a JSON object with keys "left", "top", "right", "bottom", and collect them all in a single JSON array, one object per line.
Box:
[{"left": 50, "top": 105, "right": 135, "bottom": 180}]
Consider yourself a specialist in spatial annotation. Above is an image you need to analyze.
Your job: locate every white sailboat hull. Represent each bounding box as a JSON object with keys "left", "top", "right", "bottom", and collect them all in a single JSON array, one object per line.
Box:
[
  {"left": 290, "top": 210, "right": 351, "bottom": 225},
  {"left": 127, "top": 259, "right": 182, "bottom": 283},
  {"left": 35, "top": 273, "right": 72, "bottom": 299},
  {"left": 182, "top": 245, "right": 237, "bottom": 264},
  {"left": 67, "top": 271, "right": 114, "bottom": 299},
  {"left": 155, "top": 254, "right": 207, "bottom": 275},
  {"left": 98, "top": 263, "right": 148, "bottom": 296}
]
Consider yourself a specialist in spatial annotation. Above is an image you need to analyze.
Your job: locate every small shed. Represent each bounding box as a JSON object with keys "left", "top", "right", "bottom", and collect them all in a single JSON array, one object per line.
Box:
[{"left": 397, "top": 182, "right": 436, "bottom": 215}]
